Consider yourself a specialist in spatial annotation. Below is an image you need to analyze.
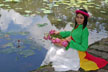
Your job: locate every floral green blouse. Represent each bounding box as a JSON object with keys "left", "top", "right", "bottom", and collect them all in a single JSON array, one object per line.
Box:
[{"left": 60, "top": 24, "right": 89, "bottom": 51}]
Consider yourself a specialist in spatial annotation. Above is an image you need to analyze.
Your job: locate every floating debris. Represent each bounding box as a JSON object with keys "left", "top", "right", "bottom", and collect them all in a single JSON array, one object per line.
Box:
[{"left": 5, "top": 34, "right": 9, "bottom": 38}]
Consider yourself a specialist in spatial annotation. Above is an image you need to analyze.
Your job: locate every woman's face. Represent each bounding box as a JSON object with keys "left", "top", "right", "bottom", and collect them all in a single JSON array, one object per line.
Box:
[{"left": 75, "top": 13, "right": 84, "bottom": 25}]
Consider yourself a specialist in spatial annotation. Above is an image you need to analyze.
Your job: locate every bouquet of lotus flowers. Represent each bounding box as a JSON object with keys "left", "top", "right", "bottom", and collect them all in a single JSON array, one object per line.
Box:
[{"left": 43, "top": 30, "right": 68, "bottom": 47}]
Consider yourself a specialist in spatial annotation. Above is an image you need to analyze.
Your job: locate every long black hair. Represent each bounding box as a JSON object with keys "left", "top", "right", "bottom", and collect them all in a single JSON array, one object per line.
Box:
[{"left": 74, "top": 9, "right": 88, "bottom": 29}]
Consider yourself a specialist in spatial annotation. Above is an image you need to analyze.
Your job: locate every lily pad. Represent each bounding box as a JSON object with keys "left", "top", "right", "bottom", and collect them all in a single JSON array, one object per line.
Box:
[
  {"left": 86, "top": 3, "right": 95, "bottom": 5},
  {"left": 88, "top": 6, "right": 94, "bottom": 8},
  {"left": 105, "top": 0, "right": 108, "bottom": 3},
  {"left": 36, "top": 11, "right": 40, "bottom": 14},
  {"left": 8, "top": 6, "right": 11, "bottom": 8},
  {"left": 41, "top": 8, "right": 46, "bottom": 11},
  {"left": 5, "top": 5, "right": 10, "bottom": 6},
  {"left": 37, "top": 23, "right": 48, "bottom": 27},
  {"left": 96, "top": 4, "right": 100, "bottom": 7},
  {"left": 15, "top": 8, "right": 23, "bottom": 10},
  {"left": 0, "top": 48, "right": 15, "bottom": 54},
  {"left": 100, "top": 11, "right": 106, "bottom": 13},
  {"left": 78, "top": 1, "right": 87, "bottom": 3},
  {"left": 83, "top": 5, "right": 88, "bottom": 10},
  {"left": 0, "top": 4, "right": 4, "bottom": 7},
  {"left": 57, "top": 19, "right": 62, "bottom": 21},
  {"left": 43, "top": 10, "right": 52, "bottom": 13},
  {"left": 53, "top": 4, "right": 59, "bottom": 6},
  {"left": 95, "top": 7, "right": 100, "bottom": 9},
  {"left": 43, "top": 0, "right": 47, "bottom": 2},
  {"left": 18, "top": 49, "right": 35, "bottom": 58},
  {"left": 3, "top": 42, "right": 14, "bottom": 48},
  {"left": 24, "top": 14, "right": 29, "bottom": 17},
  {"left": 25, "top": 10, "right": 32, "bottom": 13},
  {"left": 19, "top": 32, "right": 29, "bottom": 35},
  {"left": 5, "top": 0, "right": 20, "bottom": 2},
  {"left": 47, "top": 4, "right": 53, "bottom": 7}
]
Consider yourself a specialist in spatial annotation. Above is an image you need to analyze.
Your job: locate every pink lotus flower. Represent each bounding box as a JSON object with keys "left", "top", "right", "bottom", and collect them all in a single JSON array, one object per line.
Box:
[
  {"left": 51, "top": 39, "right": 56, "bottom": 43},
  {"left": 47, "top": 34, "right": 52, "bottom": 40},
  {"left": 49, "top": 30, "right": 55, "bottom": 35},
  {"left": 55, "top": 38, "right": 61, "bottom": 43},
  {"left": 43, "top": 36, "right": 48, "bottom": 40},
  {"left": 61, "top": 41, "right": 68, "bottom": 47}
]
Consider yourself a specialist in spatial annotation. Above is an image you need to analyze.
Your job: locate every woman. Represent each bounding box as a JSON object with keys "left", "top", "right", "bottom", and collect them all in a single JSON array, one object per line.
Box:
[{"left": 41, "top": 9, "right": 108, "bottom": 71}]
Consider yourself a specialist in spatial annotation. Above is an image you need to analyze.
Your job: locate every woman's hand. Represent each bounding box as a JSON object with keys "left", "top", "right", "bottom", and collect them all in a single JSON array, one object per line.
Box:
[{"left": 65, "top": 36, "right": 71, "bottom": 42}]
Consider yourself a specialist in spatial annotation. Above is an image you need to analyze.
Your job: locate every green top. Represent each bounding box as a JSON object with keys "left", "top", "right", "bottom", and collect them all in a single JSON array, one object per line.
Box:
[{"left": 60, "top": 24, "right": 89, "bottom": 51}]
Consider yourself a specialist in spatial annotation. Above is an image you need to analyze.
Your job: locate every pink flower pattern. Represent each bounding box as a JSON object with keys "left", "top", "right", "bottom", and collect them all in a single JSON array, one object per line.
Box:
[
  {"left": 49, "top": 30, "right": 55, "bottom": 35},
  {"left": 61, "top": 40, "right": 68, "bottom": 47}
]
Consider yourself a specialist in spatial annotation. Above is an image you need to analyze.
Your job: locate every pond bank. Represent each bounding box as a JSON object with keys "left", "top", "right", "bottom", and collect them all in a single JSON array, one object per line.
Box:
[{"left": 31, "top": 37, "right": 108, "bottom": 72}]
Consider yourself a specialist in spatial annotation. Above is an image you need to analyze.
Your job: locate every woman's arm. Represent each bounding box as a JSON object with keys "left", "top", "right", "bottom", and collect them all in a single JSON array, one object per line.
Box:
[
  {"left": 59, "top": 31, "right": 71, "bottom": 38},
  {"left": 69, "top": 28, "right": 89, "bottom": 51}
]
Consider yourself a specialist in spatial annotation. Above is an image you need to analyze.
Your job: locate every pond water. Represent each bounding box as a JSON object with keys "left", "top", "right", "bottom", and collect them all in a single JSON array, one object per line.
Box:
[{"left": 0, "top": 0, "right": 108, "bottom": 72}]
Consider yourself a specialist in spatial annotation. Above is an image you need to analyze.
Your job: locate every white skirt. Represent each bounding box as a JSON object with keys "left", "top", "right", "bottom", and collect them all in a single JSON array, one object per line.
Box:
[{"left": 41, "top": 44, "right": 80, "bottom": 71}]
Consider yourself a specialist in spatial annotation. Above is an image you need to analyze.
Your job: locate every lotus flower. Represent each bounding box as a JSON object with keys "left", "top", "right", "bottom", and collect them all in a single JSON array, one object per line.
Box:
[
  {"left": 61, "top": 41, "right": 68, "bottom": 47},
  {"left": 43, "top": 36, "right": 48, "bottom": 40},
  {"left": 51, "top": 39, "right": 56, "bottom": 43},
  {"left": 49, "top": 30, "right": 55, "bottom": 35},
  {"left": 55, "top": 38, "right": 61, "bottom": 43},
  {"left": 47, "top": 34, "right": 52, "bottom": 40}
]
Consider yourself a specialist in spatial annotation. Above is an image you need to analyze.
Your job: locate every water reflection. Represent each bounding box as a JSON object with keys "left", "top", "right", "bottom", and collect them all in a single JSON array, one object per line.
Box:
[{"left": 0, "top": 0, "right": 108, "bottom": 31}]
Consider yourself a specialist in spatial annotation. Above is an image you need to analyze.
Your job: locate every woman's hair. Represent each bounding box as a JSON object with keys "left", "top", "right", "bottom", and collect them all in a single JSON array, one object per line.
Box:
[{"left": 74, "top": 9, "right": 88, "bottom": 29}]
